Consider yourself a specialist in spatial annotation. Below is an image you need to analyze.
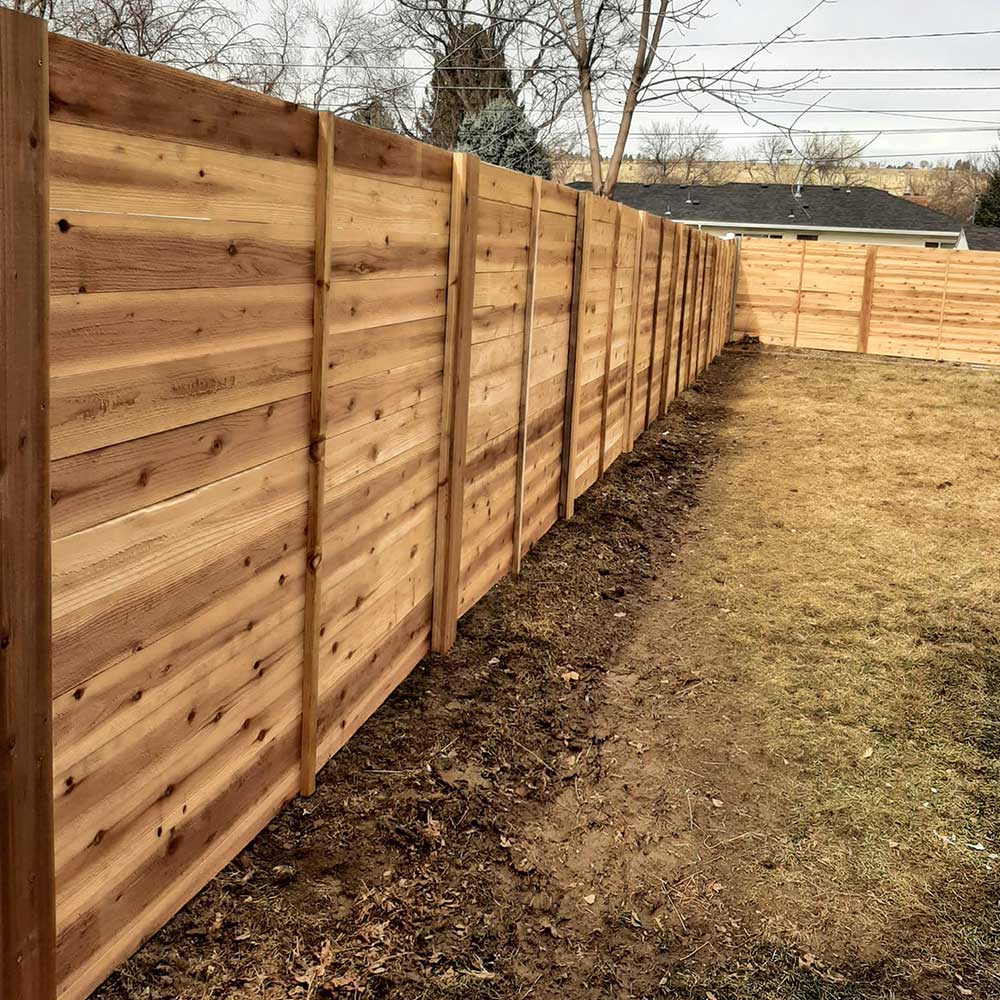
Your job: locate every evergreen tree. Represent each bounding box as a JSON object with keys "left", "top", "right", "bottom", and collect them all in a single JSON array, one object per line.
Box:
[
  {"left": 456, "top": 99, "right": 552, "bottom": 179},
  {"left": 974, "top": 160, "right": 1000, "bottom": 227},
  {"left": 417, "top": 24, "right": 514, "bottom": 150}
]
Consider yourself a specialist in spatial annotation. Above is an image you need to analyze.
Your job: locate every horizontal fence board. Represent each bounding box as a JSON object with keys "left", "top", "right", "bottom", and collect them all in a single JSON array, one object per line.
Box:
[
  {"left": 49, "top": 32, "right": 318, "bottom": 162},
  {"left": 19, "top": 27, "right": 735, "bottom": 1000},
  {"left": 737, "top": 239, "right": 1000, "bottom": 366}
]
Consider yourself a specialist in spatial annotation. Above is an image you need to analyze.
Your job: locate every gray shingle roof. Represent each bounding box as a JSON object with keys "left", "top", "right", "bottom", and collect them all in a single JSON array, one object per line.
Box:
[
  {"left": 569, "top": 181, "right": 961, "bottom": 234},
  {"left": 963, "top": 225, "right": 1000, "bottom": 251}
]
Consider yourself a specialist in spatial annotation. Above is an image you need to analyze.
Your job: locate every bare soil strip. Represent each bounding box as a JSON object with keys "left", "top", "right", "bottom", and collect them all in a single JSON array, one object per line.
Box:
[{"left": 95, "top": 350, "right": 1000, "bottom": 1000}]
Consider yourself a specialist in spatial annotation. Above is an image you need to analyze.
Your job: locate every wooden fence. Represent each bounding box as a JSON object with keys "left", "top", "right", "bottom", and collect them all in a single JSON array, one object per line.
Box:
[
  {"left": 0, "top": 10, "right": 737, "bottom": 999},
  {"left": 734, "top": 238, "right": 1000, "bottom": 366}
]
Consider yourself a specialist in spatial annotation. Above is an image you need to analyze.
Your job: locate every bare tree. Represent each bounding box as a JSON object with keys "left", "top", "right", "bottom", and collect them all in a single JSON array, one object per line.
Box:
[
  {"left": 918, "top": 159, "right": 989, "bottom": 222},
  {"left": 47, "top": 0, "right": 278, "bottom": 80},
  {"left": 753, "top": 135, "right": 793, "bottom": 182},
  {"left": 297, "top": 0, "right": 412, "bottom": 118},
  {"left": 734, "top": 144, "right": 760, "bottom": 182},
  {"left": 385, "top": 0, "right": 831, "bottom": 197},
  {"left": 638, "top": 119, "right": 720, "bottom": 184},
  {"left": 549, "top": 0, "right": 831, "bottom": 195},
  {"left": 796, "top": 133, "right": 866, "bottom": 186}
]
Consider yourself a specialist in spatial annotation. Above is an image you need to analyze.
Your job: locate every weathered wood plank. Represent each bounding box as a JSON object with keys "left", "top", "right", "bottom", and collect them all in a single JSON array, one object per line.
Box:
[{"left": 0, "top": 12, "right": 56, "bottom": 1000}]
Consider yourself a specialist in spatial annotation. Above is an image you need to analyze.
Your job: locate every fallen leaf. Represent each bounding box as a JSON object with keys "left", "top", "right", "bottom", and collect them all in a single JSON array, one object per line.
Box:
[
  {"left": 711, "top": 798, "right": 724, "bottom": 808},
  {"left": 582, "top": 893, "right": 596, "bottom": 905},
  {"left": 860, "top": 746, "right": 874, "bottom": 760},
  {"left": 560, "top": 670, "right": 581, "bottom": 687}
]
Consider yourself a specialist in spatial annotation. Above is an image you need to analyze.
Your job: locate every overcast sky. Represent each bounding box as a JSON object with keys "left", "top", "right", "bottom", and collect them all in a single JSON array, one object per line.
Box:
[{"left": 599, "top": 0, "right": 1000, "bottom": 163}]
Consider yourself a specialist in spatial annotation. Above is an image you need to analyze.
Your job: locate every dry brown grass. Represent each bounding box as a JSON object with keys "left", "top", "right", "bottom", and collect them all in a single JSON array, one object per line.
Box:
[{"left": 659, "top": 350, "right": 1000, "bottom": 995}]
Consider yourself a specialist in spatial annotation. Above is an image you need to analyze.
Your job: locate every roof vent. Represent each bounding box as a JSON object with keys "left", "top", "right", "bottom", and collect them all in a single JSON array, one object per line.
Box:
[
  {"left": 759, "top": 184, "right": 770, "bottom": 189},
  {"left": 832, "top": 186, "right": 840, "bottom": 191},
  {"left": 794, "top": 183, "right": 803, "bottom": 198},
  {"left": 692, "top": 199, "right": 701, "bottom": 205}
]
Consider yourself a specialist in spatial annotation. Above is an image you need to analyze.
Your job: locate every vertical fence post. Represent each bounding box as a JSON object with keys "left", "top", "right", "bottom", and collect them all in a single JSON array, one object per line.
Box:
[
  {"left": 687, "top": 232, "right": 704, "bottom": 387},
  {"left": 670, "top": 225, "right": 691, "bottom": 405},
  {"left": 857, "top": 245, "right": 878, "bottom": 354},
  {"left": 624, "top": 211, "right": 645, "bottom": 452},
  {"left": 792, "top": 240, "right": 807, "bottom": 348},
  {"left": 934, "top": 254, "right": 953, "bottom": 362},
  {"left": 710, "top": 242, "right": 722, "bottom": 359},
  {"left": 645, "top": 218, "right": 665, "bottom": 428},
  {"left": 701, "top": 240, "right": 716, "bottom": 372},
  {"left": 560, "top": 191, "right": 591, "bottom": 521},
  {"left": 0, "top": 10, "right": 56, "bottom": 1000},
  {"left": 598, "top": 203, "right": 622, "bottom": 478},
  {"left": 512, "top": 176, "right": 542, "bottom": 576},
  {"left": 299, "top": 112, "right": 334, "bottom": 796},
  {"left": 679, "top": 228, "right": 697, "bottom": 392},
  {"left": 432, "top": 153, "right": 479, "bottom": 655},
  {"left": 660, "top": 222, "right": 682, "bottom": 414},
  {"left": 727, "top": 237, "right": 741, "bottom": 344}
]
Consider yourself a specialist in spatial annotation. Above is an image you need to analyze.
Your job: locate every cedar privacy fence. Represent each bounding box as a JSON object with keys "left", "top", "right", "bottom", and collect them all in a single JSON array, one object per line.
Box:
[
  {"left": 0, "top": 10, "right": 737, "bottom": 999},
  {"left": 735, "top": 238, "right": 1000, "bottom": 365}
]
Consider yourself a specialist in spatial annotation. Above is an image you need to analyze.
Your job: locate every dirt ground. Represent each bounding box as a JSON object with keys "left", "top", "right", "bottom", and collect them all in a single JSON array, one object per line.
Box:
[{"left": 95, "top": 348, "right": 1000, "bottom": 1000}]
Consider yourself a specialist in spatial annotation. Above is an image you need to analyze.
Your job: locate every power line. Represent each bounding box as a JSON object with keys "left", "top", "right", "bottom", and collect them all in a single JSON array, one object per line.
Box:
[
  {"left": 221, "top": 60, "right": 1000, "bottom": 74},
  {"left": 631, "top": 109, "right": 1000, "bottom": 120},
  {"left": 593, "top": 126, "right": 1000, "bottom": 137},
  {"left": 666, "top": 28, "right": 1000, "bottom": 47},
  {"left": 292, "top": 27, "right": 1000, "bottom": 52}
]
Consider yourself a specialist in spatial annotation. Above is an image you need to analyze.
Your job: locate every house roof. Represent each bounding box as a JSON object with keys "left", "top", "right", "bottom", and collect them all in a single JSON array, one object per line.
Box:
[
  {"left": 963, "top": 225, "right": 1000, "bottom": 251},
  {"left": 569, "top": 181, "right": 961, "bottom": 235}
]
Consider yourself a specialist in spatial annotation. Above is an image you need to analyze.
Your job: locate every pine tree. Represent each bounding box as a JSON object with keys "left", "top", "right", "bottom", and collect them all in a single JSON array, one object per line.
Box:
[
  {"left": 456, "top": 99, "right": 552, "bottom": 179},
  {"left": 416, "top": 24, "right": 514, "bottom": 150},
  {"left": 974, "top": 160, "right": 1000, "bottom": 227}
]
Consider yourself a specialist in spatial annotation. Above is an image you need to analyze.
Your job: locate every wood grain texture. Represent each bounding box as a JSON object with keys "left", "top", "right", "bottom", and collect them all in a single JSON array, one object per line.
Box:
[
  {"left": 512, "top": 177, "right": 542, "bottom": 575},
  {"left": 39, "top": 31, "right": 700, "bottom": 1000},
  {"left": 50, "top": 396, "right": 309, "bottom": 539},
  {"left": 50, "top": 284, "right": 313, "bottom": 460},
  {"left": 300, "top": 112, "right": 334, "bottom": 796},
  {"left": 559, "top": 192, "right": 590, "bottom": 520},
  {"left": 857, "top": 245, "right": 878, "bottom": 354},
  {"left": 431, "top": 154, "right": 479, "bottom": 654},
  {"left": 644, "top": 219, "right": 665, "bottom": 428},
  {"left": 734, "top": 239, "right": 1000, "bottom": 366},
  {"left": 671, "top": 226, "right": 691, "bottom": 402},
  {"left": 597, "top": 205, "right": 622, "bottom": 478},
  {"left": 623, "top": 212, "right": 645, "bottom": 452},
  {"left": 660, "top": 223, "right": 681, "bottom": 414},
  {"left": 49, "top": 32, "right": 317, "bottom": 161},
  {"left": 0, "top": 12, "right": 56, "bottom": 1000}
]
